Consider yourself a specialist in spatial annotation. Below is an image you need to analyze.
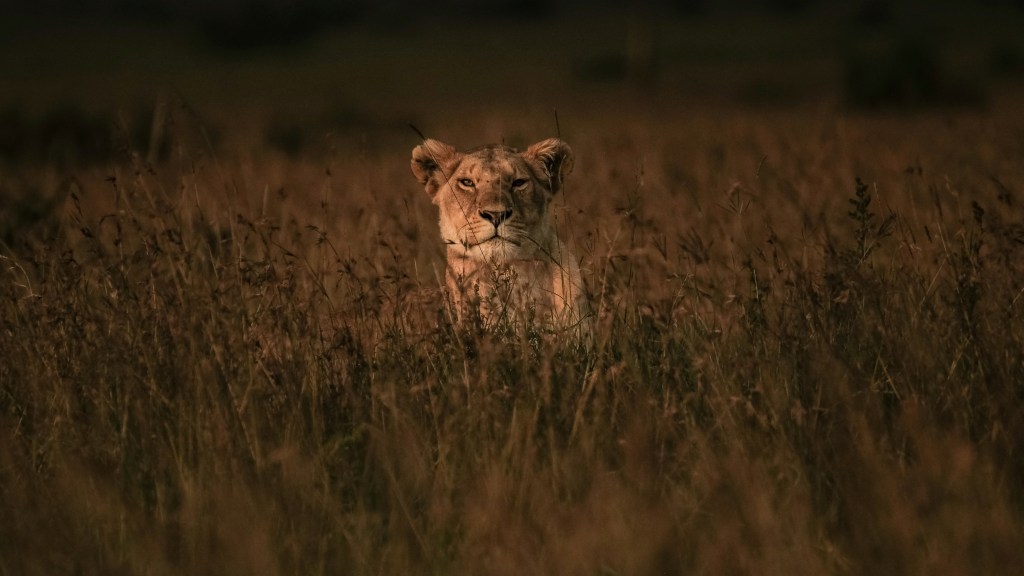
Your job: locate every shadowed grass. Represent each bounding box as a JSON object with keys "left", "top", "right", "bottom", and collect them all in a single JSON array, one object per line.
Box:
[{"left": 2, "top": 101, "right": 1024, "bottom": 575}]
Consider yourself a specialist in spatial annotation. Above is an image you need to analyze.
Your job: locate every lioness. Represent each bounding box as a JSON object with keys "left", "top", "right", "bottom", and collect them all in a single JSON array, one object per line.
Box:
[{"left": 411, "top": 137, "right": 590, "bottom": 335}]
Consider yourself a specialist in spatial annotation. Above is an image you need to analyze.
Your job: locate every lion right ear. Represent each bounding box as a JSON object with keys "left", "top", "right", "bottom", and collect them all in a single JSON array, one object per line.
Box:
[
  {"left": 411, "top": 139, "right": 459, "bottom": 198},
  {"left": 525, "top": 138, "right": 574, "bottom": 195}
]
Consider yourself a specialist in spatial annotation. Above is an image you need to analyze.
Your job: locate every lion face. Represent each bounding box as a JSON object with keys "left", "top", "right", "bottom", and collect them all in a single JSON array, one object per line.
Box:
[
  {"left": 411, "top": 138, "right": 574, "bottom": 264},
  {"left": 410, "top": 137, "right": 589, "bottom": 334}
]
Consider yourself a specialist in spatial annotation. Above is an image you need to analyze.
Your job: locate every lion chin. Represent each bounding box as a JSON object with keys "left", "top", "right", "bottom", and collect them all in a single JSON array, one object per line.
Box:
[
  {"left": 410, "top": 136, "right": 592, "bottom": 338},
  {"left": 467, "top": 233, "right": 521, "bottom": 249},
  {"left": 456, "top": 236, "right": 523, "bottom": 264}
]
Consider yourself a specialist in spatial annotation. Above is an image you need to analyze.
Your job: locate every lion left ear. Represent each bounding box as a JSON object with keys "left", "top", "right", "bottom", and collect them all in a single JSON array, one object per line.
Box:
[
  {"left": 411, "top": 139, "right": 460, "bottom": 199},
  {"left": 525, "top": 138, "right": 574, "bottom": 194}
]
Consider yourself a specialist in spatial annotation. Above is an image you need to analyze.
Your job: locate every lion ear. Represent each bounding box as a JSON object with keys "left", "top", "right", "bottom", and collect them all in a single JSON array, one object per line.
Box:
[
  {"left": 411, "top": 139, "right": 459, "bottom": 198},
  {"left": 525, "top": 138, "right": 574, "bottom": 194}
]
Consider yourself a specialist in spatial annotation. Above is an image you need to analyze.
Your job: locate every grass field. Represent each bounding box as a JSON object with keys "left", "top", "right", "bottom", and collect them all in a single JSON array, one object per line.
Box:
[{"left": 3, "top": 6, "right": 1024, "bottom": 575}]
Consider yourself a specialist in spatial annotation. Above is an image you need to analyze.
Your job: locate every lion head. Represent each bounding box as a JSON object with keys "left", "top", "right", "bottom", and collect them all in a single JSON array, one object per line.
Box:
[
  {"left": 410, "top": 138, "right": 574, "bottom": 264},
  {"left": 410, "top": 137, "right": 588, "bottom": 334}
]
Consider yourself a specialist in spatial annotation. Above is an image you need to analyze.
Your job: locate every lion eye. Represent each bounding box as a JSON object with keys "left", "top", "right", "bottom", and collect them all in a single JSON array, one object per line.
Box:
[
  {"left": 457, "top": 178, "right": 475, "bottom": 188},
  {"left": 511, "top": 178, "right": 528, "bottom": 188}
]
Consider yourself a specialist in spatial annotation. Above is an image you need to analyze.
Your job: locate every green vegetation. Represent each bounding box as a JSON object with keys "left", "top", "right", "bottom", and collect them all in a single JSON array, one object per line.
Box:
[{"left": 3, "top": 9, "right": 1024, "bottom": 575}]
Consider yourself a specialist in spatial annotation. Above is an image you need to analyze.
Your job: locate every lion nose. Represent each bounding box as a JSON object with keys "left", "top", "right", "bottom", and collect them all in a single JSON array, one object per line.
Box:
[{"left": 479, "top": 208, "right": 513, "bottom": 226}]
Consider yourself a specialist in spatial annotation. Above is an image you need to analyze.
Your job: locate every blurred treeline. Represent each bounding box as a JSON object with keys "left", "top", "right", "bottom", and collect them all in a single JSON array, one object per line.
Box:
[
  {"left": 2, "top": 0, "right": 1024, "bottom": 171},
  {"left": 9, "top": 1, "right": 1024, "bottom": 50}
]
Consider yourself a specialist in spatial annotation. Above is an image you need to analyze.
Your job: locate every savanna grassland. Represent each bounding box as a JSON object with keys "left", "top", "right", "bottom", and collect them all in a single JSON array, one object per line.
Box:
[{"left": 3, "top": 5, "right": 1024, "bottom": 575}]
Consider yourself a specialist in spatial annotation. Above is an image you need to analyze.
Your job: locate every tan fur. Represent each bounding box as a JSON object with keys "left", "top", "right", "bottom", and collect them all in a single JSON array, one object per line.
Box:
[{"left": 411, "top": 138, "right": 590, "bottom": 336}]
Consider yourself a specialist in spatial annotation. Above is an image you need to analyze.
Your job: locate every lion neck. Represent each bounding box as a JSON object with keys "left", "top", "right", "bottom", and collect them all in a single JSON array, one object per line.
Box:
[{"left": 446, "top": 228, "right": 581, "bottom": 314}]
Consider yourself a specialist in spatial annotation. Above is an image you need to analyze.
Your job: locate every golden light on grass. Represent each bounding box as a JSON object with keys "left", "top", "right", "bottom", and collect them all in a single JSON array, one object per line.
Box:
[{"left": 3, "top": 8, "right": 1024, "bottom": 574}]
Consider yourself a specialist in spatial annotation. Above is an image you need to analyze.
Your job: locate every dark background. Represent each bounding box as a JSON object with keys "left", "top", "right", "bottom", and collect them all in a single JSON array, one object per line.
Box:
[{"left": 1, "top": 0, "right": 1023, "bottom": 168}]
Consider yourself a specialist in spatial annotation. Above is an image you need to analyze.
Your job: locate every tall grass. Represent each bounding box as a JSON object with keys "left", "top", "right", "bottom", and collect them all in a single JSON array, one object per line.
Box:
[{"left": 2, "top": 103, "right": 1024, "bottom": 575}]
